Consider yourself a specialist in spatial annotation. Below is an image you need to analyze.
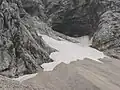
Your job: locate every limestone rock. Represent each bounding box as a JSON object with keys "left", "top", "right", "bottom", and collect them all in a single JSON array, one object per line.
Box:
[
  {"left": 0, "top": 0, "right": 55, "bottom": 77},
  {"left": 92, "top": 0, "right": 120, "bottom": 58}
]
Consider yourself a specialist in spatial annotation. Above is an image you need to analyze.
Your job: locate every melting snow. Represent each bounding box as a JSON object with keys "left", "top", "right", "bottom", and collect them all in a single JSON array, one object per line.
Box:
[
  {"left": 41, "top": 35, "right": 106, "bottom": 71},
  {"left": 12, "top": 73, "right": 38, "bottom": 83},
  {"left": 12, "top": 34, "right": 106, "bottom": 82}
]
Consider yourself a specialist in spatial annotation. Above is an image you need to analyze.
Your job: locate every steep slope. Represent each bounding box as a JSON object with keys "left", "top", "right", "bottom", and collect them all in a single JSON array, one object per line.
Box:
[
  {"left": 0, "top": 0, "right": 119, "bottom": 78},
  {"left": 24, "top": 58, "right": 120, "bottom": 90},
  {"left": 42, "top": 0, "right": 100, "bottom": 37},
  {"left": 0, "top": 0, "right": 120, "bottom": 89},
  {"left": 0, "top": 0, "right": 55, "bottom": 77},
  {"left": 92, "top": 0, "right": 120, "bottom": 59},
  {"left": 20, "top": 0, "right": 102, "bottom": 37}
]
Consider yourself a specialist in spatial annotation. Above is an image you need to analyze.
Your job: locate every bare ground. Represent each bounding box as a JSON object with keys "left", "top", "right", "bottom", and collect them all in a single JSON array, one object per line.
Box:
[{"left": 23, "top": 57, "right": 120, "bottom": 90}]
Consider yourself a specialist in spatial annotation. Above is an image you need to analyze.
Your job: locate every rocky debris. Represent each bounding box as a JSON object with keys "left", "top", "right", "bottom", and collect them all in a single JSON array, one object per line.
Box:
[
  {"left": 23, "top": 57, "right": 120, "bottom": 90},
  {"left": 0, "top": 75, "right": 43, "bottom": 90},
  {"left": 0, "top": 0, "right": 55, "bottom": 78},
  {"left": 23, "top": 61, "right": 101, "bottom": 90},
  {"left": 0, "top": 0, "right": 119, "bottom": 78},
  {"left": 92, "top": 0, "right": 120, "bottom": 59},
  {"left": 0, "top": 0, "right": 120, "bottom": 89}
]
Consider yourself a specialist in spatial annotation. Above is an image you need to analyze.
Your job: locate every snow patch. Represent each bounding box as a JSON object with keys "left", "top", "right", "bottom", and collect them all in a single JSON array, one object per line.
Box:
[
  {"left": 76, "top": 36, "right": 92, "bottom": 46},
  {"left": 12, "top": 73, "right": 38, "bottom": 83},
  {"left": 41, "top": 35, "right": 105, "bottom": 71},
  {"left": 12, "top": 35, "right": 105, "bottom": 82}
]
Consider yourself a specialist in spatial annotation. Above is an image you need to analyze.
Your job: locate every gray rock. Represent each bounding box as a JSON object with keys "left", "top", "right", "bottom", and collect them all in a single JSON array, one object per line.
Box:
[
  {"left": 20, "top": 0, "right": 101, "bottom": 37},
  {"left": 92, "top": 0, "right": 120, "bottom": 58},
  {"left": 0, "top": 0, "right": 55, "bottom": 77},
  {"left": 45, "top": 0, "right": 100, "bottom": 37},
  {"left": 0, "top": 0, "right": 120, "bottom": 78}
]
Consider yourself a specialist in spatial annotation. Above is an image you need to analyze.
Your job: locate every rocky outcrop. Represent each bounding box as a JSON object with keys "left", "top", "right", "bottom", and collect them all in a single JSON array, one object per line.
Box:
[
  {"left": 0, "top": 0, "right": 120, "bottom": 78},
  {"left": 92, "top": 0, "right": 120, "bottom": 58},
  {"left": 21, "top": 0, "right": 47, "bottom": 21},
  {"left": 20, "top": 0, "right": 102, "bottom": 37},
  {"left": 44, "top": 0, "right": 101, "bottom": 37},
  {"left": 0, "top": 0, "right": 55, "bottom": 77}
]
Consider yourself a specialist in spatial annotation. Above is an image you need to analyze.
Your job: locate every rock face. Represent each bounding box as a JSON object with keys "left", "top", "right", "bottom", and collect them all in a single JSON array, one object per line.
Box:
[
  {"left": 92, "top": 0, "right": 120, "bottom": 58},
  {"left": 0, "top": 0, "right": 120, "bottom": 77},
  {"left": 0, "top": 0, "right": 55, "bottom": 77},
  {"left": 21, "top": 0, "right": 101, "bottom": 37},
  {"left": 44, "top": 0, "right": 100, "bottom": 37},
  {"left": 39, "top": 0, "right": 120, "bottom": 59}
]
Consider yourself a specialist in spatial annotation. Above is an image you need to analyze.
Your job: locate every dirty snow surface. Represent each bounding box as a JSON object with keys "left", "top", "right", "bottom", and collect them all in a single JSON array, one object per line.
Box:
[
  {"left": 13, "top": 35, "right": 106, "bottom": 82},
  {"left": 12, "top": 73, "right": 38, "bottom": 82},
  {"left": 41, "top": 35, "right": 106, "bottom": 71}
]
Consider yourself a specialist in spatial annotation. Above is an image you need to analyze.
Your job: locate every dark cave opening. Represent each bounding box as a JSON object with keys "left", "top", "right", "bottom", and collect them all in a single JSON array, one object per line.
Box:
[{"left": 52, "top": 22, "right": 95, "bottom": 37}]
